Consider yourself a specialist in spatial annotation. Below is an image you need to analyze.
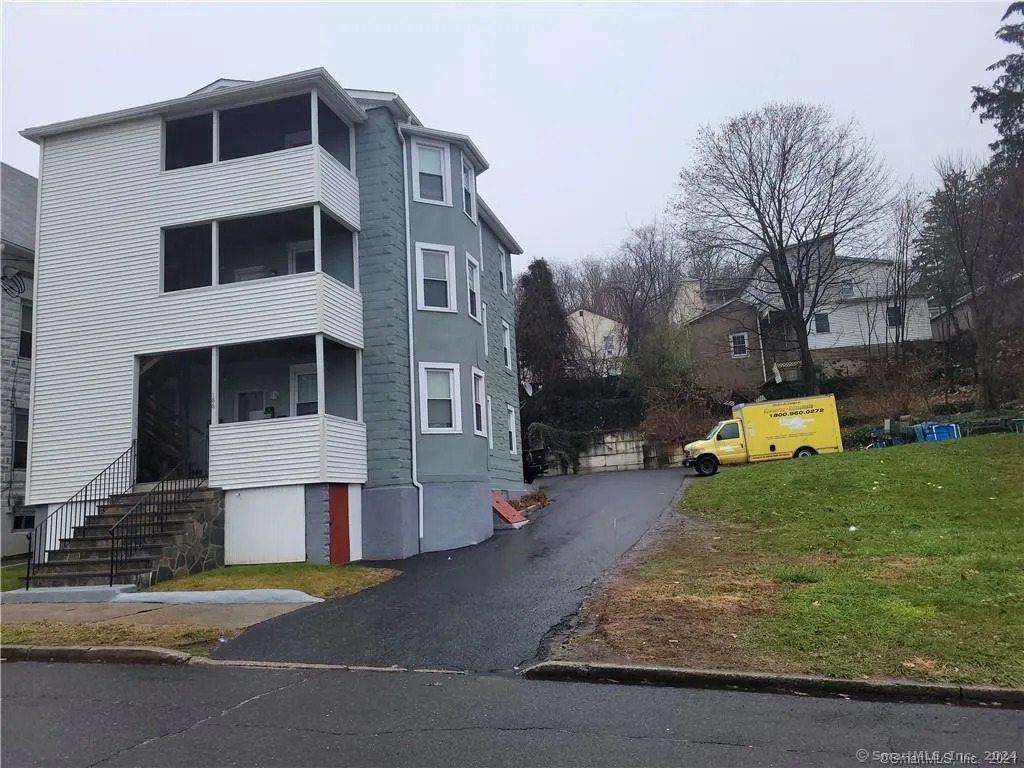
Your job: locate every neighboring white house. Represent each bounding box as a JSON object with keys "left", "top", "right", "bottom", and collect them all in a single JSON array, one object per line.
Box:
[{"left": 567, "top": 309, "right": 627, "bottom": 376}]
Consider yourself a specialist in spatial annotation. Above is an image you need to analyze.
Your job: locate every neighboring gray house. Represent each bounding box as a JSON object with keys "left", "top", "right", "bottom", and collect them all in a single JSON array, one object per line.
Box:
[
  {"left": 20, "top": 68, "right": 525, "bottom": 570},
  {"left": 1, "top": 162, "right": 37, "bottom": 559}
]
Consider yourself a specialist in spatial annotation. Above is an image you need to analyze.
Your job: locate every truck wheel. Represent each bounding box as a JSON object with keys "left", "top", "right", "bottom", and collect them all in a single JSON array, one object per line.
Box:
[
  {"left": 695, "top": 455, "right": 719, "bottom": 476},
  {"left": 794, "top": 447, "right": 817, "bottom": 458}
]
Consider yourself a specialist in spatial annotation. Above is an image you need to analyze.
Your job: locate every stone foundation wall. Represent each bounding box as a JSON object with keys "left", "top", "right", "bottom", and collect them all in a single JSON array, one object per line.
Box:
[
  {"left": 149, "top": 490, "right": 225, "bottom": 586},
  {"left": 570, "top": 431, "right": 686, "bottom": 475}
]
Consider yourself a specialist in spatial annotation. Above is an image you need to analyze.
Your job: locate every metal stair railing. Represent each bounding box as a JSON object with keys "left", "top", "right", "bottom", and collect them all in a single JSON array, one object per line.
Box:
[{"left": 24, "top": 441, "right": 137, "bottom": 590}]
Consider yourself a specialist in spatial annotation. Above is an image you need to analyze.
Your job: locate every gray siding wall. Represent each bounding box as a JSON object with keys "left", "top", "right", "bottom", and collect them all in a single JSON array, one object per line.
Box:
[
  {"left": 356, "top": 108, "right": 413, "bottom": 489},
  {"left": 480, "top": 222, "right": 523, "bottom": 490}
]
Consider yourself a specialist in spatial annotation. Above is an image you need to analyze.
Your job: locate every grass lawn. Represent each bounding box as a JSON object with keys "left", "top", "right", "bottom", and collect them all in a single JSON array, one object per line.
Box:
[
  {"left": 1, "top": 562, "right": 25, "bottom": 592},
  {"left": 560, "top": 434, "right": 1024, "bottom": 687},
  {"left": 1, "top": 621, "right": 235, "bottom": 656},
  {"left": 148, "top": 562, "right": 398, "bottom": 599}
]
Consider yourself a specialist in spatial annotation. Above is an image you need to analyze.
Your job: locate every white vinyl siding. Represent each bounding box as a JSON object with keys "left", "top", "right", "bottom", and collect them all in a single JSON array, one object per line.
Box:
[
  {"left": 415, "top": 243, "right": 457, "bottom": 312},
  {"left": 807, "top": 297, "right": 933, "bottom": 351},
  {"left": 316, "top": 146, "right": 360, "bottom": 230},
  {"left": 26, "top": 117, "right": 365, "bottom": 503},
  {"left": 466, "top": 252, "right": 481, "bottom": 322},
  {"left": 209, "top": 414, "right": 366, "bottom": 489},
  {"left": 412, "top": 140, "right": 452, "bottom": 206},
  {"left": 502, "top": 321, "right": 512, "bottom": 370},
  {"left": 472, "top": 367, "right": 486, "bottom": 437},
  {"left": 419, "top": 362, "right": 462, "bottom": 434}
]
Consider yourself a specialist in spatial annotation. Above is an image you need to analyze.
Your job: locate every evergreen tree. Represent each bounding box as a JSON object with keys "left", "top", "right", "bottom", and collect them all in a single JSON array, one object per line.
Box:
[
  {"left": 514, "top": 258, "right": 574, "bottom": 388},
  {"left": 971, "top": 3, "right": 1024, "bottom": 164}
]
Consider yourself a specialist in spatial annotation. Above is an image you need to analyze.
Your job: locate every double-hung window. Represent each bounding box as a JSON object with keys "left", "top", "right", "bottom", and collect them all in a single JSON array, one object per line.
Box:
[
  {"left": 420, "top": 363, "right": 462, "bottom": 434},
  {"left": 502, "top": 321, "right": 513, "bottom": 370},
  {"left": 416, "top": 243, "right": 457, "bottom": 312},
  {"left": 471, "top": 368, "right": 487, "bottom": 437},
  {"left": 486, "top": 395, "right": 494, "bottom": 449},
  {"left": 730, "top": 332, "right": 749, "bottom": 358},
  {"left": 498, "top": 247, "right": 508, "bottom": 295},
  {"left": 19, "top": 299, "right": 32, "bottom": 359},
  {"left": 462, "top": 158, "right": 477, "bottom": 221},
  {"left": 413, "top": 141, "right": 451, "bottom": 205},
  {"left": 290, "top": 364, "right": 318, "bottom": 416},
  {"left": 14, "top": 409, "right": 28, "bottom": 469},
  {"left": 482, "top": 303, "right": 489, "bottom": 356},
  {"left": 813, "top": 313, "right": 830, "bottom": 334},
  {"left": 507, "top": 404, "right": 518, "bottom": 455},
  {"left": 886, "top": 305, "right": 903, "bottom": 328},
  {"left": 466, "top": 253, "right": 481, "bottom": 322},
  {"left": 288, "top": 240, "right": 315, "bottom": 274}
]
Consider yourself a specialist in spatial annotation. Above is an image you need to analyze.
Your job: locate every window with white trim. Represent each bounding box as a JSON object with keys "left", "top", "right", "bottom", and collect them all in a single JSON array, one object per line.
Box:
[
  {"left": 290, "top": 364, "right": 318, "bottom": 416},
  {"left": 462, "top": 158, "right": 477, "bottom": 221},
  {"left": 730, "top": 332, "right": 749, "bottom": 358},
  {"left": 288, "top": 240, "right": 315, "bottom": 274},
  {"left": 482, "top": 303, "right": 489, "bottom": 357},
  {"left": 498, "top": 247, "right": 508, "bottom": 295},
  {"left": 502, "top": 321, "right": 512, "bottom": 370},
  {"left": 416, "top": 243, "right": 457, "bottom": 312},
  {"left": 14, "top": 409, "right": 28, "bottom": 470},
  {"left": 472, "top": 368, "right": 487, "bottom": 437},
  {"left": 507, "top": 404, "right": 518, "bottom": 455},
  {"left": 466, "top": 252, "right": 481, "bottom": 322},
  {"left": 486, "top": 395, "right": 494, "bottom": 449},
  {"left": 19, "top": 299, "right": 32, "bottom": 359},
  {"left": 412, "top": 140, "right": 451, "bottom": 205},
  {"left": 419, "top": 363, "right": 462, "bottom": 434}
]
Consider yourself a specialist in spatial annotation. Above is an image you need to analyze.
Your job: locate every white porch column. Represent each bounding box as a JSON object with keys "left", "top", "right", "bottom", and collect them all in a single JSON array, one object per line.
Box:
[
  {"left": 210, "top": 346, "right": 220, "bottom": 428},
  {"left": 211, "top": 220, "right": 219, "bottom": 286},
  {"left": 313, "top": 204, "right": 322, "bottom": 272},
  {"left": 212, "top": 110, "right": 220, "bottom": 163},
  {"left": 315, "top": 333, "right": 326, "bottom": 415},
  {"left": 356, "top": 349, "right": 363, "bottom": 422},
  {"left": 310, "top": 89, "right": 319, "bottom": 147}
]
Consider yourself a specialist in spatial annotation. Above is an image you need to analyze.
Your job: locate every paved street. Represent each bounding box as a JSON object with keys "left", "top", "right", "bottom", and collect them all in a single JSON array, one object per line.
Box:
[
  {"left": 218, "top": 469, "right": 688, "bottom": 671},
  {"left": 3, "top": 662, "right": 1019, "bottom": 768}
]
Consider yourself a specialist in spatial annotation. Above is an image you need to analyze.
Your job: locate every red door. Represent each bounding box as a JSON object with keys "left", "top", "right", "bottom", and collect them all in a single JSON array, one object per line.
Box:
[{"left": 328, "top": 484, "right": 350, "bottom": 564}]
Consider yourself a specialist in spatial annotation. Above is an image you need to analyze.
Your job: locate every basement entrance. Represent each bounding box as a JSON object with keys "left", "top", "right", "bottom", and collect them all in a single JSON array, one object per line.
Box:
[{"left": 137, "top": 349, "right": 211, "bottom": 483}]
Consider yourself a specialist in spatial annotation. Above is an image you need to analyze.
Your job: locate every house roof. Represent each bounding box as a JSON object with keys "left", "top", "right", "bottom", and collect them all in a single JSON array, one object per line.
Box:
[
  {"left": 1, "top": 162, "right": 38, "bottom": 253},
  {"left": 346, "top": 89, "right": 422, "bottom": 126},
  {"left": 478, "top": 197, "right": 523, "bottom": 255},
  {"left": 20, "top": 68, "right": 369, "bottom": 143},
  {"left": 399, "top": 123, "right": 489, "bottom": 173},
  {"left": 930, "top": 273, "right": 1023, "bottom": 318},
  {"left": 684, "top": 297, "right": 756, "bottom": 326}
]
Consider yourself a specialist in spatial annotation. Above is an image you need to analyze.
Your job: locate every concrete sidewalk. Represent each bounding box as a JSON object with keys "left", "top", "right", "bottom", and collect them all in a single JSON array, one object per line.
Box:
[{"left": 1, "top": 602, "right": 303, "bottom": 629}]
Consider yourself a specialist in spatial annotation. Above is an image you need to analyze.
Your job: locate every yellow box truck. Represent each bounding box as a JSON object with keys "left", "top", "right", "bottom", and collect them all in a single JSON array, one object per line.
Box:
[{"left": 682, "top": 395, "right": 843, "bottom": 476}]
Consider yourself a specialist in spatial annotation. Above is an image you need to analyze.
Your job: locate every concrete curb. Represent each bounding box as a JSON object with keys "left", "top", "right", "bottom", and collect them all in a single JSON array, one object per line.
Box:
[
  {"left": 1, "top": 645, "right": 191, "bottom": 665},
  {"left": 520, "top": 661, "right": 1024, "bottom": 709}
]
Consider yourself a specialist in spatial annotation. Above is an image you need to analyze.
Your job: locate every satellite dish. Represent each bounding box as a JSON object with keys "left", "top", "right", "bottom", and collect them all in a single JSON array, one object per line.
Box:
[{"left": 2, "top": 267, "right": 27, "bottom": 298}]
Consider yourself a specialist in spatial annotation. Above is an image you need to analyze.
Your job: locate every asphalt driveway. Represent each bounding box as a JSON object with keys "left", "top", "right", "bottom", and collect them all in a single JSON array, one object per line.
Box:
[{"left": 216, "top": 468, "right": 689, "bottom": 672}]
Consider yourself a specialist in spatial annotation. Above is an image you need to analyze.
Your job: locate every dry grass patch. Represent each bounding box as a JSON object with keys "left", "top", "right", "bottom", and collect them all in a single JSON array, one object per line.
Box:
[
  {"left": 149, "top": 562, "right": 398, "bottom": 599},
  {"left": 1, "top": 621, "right": 236, "bottom": 656}
]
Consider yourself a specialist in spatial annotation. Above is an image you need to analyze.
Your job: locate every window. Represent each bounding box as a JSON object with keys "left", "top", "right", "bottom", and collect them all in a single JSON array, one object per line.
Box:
[
  {"left": 717, "top": 422, "right": 740, "bottom": 440},
  {"left": 19, "top": 300, "right": 32, "bottom": 358},
  {"left": 419, "top": 363, "right": 462, "bottom": 434},
  {"left": 730, "top": 332, "right": 749, "bottom": 358},
  {"left": 507, "top": 404, "right": 518, "bottom": 455},
  {"left": 415, "top": 243, "right": 457, "bottom": 312},
  {"left": 164, "top": 113, "right": 213, "bottom": 170},
  {"left": 290, "top": 364, "right": 318, "bottom": 416},
  {"left": 462, "top": 158, "right": 477, "bottom": 221},
  {"left": 498, "top": 247, "right": 508, "bottom": 295},
  {"left": 13, "top": 514, "right": 35, "bottom": 531},
  {"left": 839, "top": 281, "right": 855, "bottom": 298},
  {"left": 14, "top": 409, "right": 28, "bottom": 469},
  {"left": 288, "top": 240, "right": 315, "bottom": 274},
  {"left": 163, "top": 222, "right": 213, "bottom": 292},
  {"left": 603, "top": 334, "right": 614, "bottom": 356},
  {"left": 502, "top": 321, "right": 513, "bottom": 370},
  {"left": 472, "top": 368, "right": 487, "bottom": 437},
  {"left": 887, "top": 305, "right": 903, "bottom": 328},
  {"left": 412, "top": 140, "right": 451, "bottom": 205},
  {"left": 466, "top": 253, "right": 481, "bottom": 322},
  {"left": 487, "top": 395, "right": 494, "bottom": 449},
  {"left": 813, "top": 313, "right": 831, "bottom": 334},
  {"left": 482, "top": 303, "right": 489, "bottom": 356}
]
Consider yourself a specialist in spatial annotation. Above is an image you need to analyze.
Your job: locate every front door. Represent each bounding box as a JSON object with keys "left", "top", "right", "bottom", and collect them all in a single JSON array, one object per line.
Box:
[
  {"left": 328, "top": 484, "right": 350, "bottom": 564},
  {"left": 715, "top": 420, "right": 747, "bottom": 465}
]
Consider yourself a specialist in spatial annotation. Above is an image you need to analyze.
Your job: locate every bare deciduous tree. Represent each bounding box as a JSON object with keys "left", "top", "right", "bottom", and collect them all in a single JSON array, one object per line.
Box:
[
  {"left": 672, "top": 102, "right": 892, "bottom": 394},
  {"left": 886, "top": 183, "right": 923, "bottom": 360}
]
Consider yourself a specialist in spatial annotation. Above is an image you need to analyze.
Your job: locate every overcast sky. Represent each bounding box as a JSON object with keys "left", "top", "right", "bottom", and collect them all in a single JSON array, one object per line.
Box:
[{"left": 1, "top": 2, "right": 1009, "bottom": 271}]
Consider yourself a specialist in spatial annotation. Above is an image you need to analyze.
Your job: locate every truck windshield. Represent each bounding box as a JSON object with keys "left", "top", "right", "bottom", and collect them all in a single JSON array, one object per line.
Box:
[{"left": 704, "top": 422, "right": 723, "bottom": 440}]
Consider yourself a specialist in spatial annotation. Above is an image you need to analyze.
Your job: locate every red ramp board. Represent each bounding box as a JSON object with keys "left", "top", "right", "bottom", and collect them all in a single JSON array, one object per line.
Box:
[{"left": 492, "top": 491, "right": 529, "bottom": 527}]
